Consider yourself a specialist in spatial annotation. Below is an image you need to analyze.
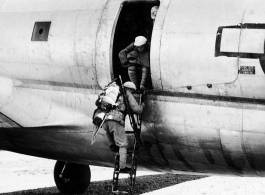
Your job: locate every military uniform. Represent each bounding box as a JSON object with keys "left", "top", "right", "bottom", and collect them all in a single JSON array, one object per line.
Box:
[
  {"left": 102, "top": 90, "right": 143, "bottom": 169},
  {"left": 119, "top": 37, "right": 150, "bottom": 90}
]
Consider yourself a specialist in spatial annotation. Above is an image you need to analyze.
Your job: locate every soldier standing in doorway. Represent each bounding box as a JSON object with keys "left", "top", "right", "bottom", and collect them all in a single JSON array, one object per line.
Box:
[{"left": 119, "top": 36, "right": 150, "bottom": 91}]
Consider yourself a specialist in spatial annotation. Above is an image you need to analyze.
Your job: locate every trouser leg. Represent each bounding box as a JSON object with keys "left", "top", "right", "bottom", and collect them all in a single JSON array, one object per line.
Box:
[
  {"left": 102, "top": 122, "right": 119, "bottom": 152},
  {"left": 102, "top": 122, "right": 115, "bottom": 145},
  {"left": 111, "top": 122, "right": 128, "bottom": 169},
  {"left": 128, "top": 65, "right": 138, "bottom": 89},
  {"left": 107, "top": 132, "right": 119, "bottom": 152},
  {"left": 104, "top": 121, "right": 128, "bottom": 168},
  {"left": 140, "top": 67, "right": 149, "bottom": 90},
  {"left": 105, "top": 130, "right": 114, "bottom": 145},
  {"left": 119, "top": 147, "right": 127, "bottom": 169}
]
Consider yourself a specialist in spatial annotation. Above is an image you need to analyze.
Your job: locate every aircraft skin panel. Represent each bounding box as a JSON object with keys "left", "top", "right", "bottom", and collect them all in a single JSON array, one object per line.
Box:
[
  {"left": 242, "top": 1, "right": 265, "bottom": 24},
  {"left": 0, "top": 0, "right": 264, "bottom": 100},
  {"left": 0, "top": 90, "right": 89, "bottom": 127},
  {"left": 0, "top": 91, "right": 265, "bottom": 176},
  {"left": 150, "top": 0, "right": 171, "bottom": 90},
  {"left": 158, "top": 0, "right": 243, "bottom": 89},
  {"left": 1, "top": 77, "right": 265, "bottom": 176},
  {"left": 167, "top": 0, "right": 265, "bottom": 99},
  {"left": 94, "top": 0, "right": 124, "bottom": 88},
  {"left": 142, "top": 92, "right": 265, "bottom": 176},
  {"left": 0, "top": 0, "right": 108, "bottom": 12},
  {"left": 0, "top": 9, "right": 103, "bottom": 88},
  {"left": 17, "top": 87, "right": 98, "bottom": 117}
]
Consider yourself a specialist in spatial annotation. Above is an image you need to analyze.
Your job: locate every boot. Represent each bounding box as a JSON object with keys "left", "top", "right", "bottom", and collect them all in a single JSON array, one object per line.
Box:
[
  {"left": 140, "top": 67, "right": 149, "bottom": 90},
  {"left": 128, "top": 65, "right": 138, "bottom": 88}
]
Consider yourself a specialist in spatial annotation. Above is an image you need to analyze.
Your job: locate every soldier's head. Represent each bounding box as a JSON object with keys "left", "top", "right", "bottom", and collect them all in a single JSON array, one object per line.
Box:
[{"left": 134, "top": 36, "right": 147, "bottom": 53}]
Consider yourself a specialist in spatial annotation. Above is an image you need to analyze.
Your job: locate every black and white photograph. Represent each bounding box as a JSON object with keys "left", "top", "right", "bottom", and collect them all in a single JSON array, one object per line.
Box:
[{"left": 1, "top": 0, "right": 265, "bottom": 194}]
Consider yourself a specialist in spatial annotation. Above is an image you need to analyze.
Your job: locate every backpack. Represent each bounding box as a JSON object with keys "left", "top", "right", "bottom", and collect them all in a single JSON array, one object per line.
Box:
[{"left": 92, "top": 82, "right": 120, "bottom": 126}]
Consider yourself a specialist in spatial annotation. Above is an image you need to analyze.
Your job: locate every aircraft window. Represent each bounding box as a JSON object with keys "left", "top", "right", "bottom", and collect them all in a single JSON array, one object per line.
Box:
[
  {"left": 31, "top": 22, "right": 51, "bottom": 41},
  {"left": 112, "top": 1, "right": 160, "bottom": 90},
  {"left": 215, "top": 23, "right": 265, "bottom": 59}
]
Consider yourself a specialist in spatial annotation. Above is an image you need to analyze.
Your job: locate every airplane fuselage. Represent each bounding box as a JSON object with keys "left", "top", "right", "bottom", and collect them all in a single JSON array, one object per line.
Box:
[{"left": 0, "top": 0, "right": 265, "bottom": 178}]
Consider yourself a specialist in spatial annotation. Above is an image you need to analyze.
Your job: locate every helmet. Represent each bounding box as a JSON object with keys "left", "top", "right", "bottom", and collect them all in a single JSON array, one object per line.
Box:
[
  {"left": 123, "top": 82, "right": 136, "bottom": 90},
  {"left": 134, "top": 36, "right": 147, "bottom": 46},
  {"left": 102, "top": 96, "right": 116, "bottom": 106}
]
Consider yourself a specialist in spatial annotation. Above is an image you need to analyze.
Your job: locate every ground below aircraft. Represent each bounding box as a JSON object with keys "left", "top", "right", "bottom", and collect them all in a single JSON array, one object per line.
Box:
[{"left": 1, "top": 0, "right": 265, "bottom": 194}]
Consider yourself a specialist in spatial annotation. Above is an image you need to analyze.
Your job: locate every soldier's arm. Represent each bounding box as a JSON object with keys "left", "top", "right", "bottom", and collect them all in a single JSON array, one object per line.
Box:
[
  {"left": 126, "top": 91, "right": 144, "bottom": 114},
  {"left": 118, "top": 43, "right": 135, "bottom": 66}
]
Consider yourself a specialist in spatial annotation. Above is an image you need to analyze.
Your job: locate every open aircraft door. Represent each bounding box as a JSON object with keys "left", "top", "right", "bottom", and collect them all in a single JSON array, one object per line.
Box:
[
  {"left": 97, "top": 0, "right": 160, "bottom": 89},
  {"left": 95, "top": 0, "right": 122, "bottom": 88},
  {"left": 111, "top": 0, "right": 159, "bottom": 87}
]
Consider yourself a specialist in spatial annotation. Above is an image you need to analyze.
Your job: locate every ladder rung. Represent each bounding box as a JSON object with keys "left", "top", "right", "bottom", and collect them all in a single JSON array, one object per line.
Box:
[
  {"left": 112, "top": 190, "right": 128, "bottom": 194},
  {"left": 125, "top": 131, "right": 134, "bottom": 134}
]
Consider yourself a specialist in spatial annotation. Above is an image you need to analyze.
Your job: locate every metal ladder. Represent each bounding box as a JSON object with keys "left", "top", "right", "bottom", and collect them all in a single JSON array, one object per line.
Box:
[
  {"left": 112, "top": 92, "right": 144, "bottom": 194},
  {"left": 112, "top": 135, "right": 140, "bottom": 194}
]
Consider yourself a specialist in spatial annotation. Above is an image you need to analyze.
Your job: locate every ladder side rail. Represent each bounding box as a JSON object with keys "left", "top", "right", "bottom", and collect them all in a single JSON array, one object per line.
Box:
[{"left": 119, "top": 75, "right": 141, "bottom": 143}]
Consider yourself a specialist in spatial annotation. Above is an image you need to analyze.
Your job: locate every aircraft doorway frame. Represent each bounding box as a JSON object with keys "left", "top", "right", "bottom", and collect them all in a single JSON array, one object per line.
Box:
[{"left": 111, "top": 0, "right": 160, "bottom": 88}]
